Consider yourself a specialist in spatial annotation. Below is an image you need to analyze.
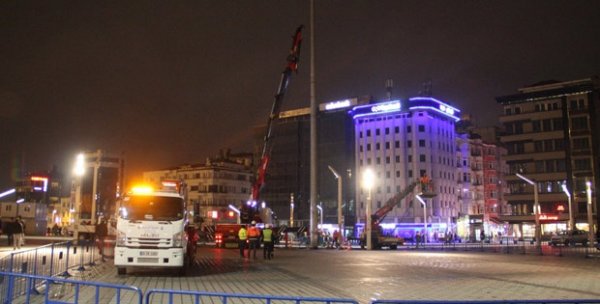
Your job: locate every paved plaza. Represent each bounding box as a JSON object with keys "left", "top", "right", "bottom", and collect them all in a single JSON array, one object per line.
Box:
[{"left": 79, "top": 246, "right": 600, "bottom": 303}]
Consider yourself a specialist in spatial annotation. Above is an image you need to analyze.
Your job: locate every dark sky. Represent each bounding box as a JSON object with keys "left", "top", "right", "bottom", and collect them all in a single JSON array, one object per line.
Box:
[{"left": 2, "top": 1, "right": 600, "bottom": 188}]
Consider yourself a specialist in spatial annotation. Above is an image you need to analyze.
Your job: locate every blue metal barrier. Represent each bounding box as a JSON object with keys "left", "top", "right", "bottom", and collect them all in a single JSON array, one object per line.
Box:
[
  {"left": 371, "top": 300, "right": 600, "bottom": 304},
  {"left": 0, "top": 271, "right": 143, "bottom": 304},
  {"left": 0, "top": 240, "right": 102, "bottom": 303},
  {"left": 145, "top": 289, "right": 359, "bottom": 304}
]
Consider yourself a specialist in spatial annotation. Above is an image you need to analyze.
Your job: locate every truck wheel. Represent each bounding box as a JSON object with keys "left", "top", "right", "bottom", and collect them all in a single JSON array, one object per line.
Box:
[{"left": 117, "top": 267, "right": 126, "bottom": 275}]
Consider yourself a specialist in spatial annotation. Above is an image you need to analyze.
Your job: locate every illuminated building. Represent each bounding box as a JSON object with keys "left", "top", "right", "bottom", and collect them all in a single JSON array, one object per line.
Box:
[
  {"left": 259, "top": 97, "right": 369, "bottom": 227},
  {"left": 350, "top": 97, "right": 461, "bottom": 236},
  {"left": 496, "top": 77, "right": 599, "bottom": 235},
  {"left": 143, "top": 150, "right": 253, "bottom": 225}
]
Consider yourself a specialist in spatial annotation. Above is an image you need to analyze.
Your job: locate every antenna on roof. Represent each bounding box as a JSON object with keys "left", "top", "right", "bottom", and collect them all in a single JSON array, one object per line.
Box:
[
  {"left": 418, "top": 79, "right": 432, "bottom": 97},
  {"left": 385, "top": 79, "right": 394, "bottom": 100}
]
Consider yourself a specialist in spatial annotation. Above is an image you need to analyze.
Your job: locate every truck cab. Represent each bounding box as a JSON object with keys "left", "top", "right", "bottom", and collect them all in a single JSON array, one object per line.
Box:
[{"left": 114, "top": 185, "right": 188, "bottom": 275}]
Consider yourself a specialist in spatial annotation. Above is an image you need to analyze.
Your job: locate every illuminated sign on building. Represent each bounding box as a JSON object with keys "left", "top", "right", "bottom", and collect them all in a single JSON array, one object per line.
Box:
[
  {"left": 31, "top": 176, "right": 48, "bottom": 192},
  {"left": 539, "top": 214, "right": 559, "bottom": 221},
  {"left": 371, "top": 101, "right": 401, "bottom": 113},
  {"left": 350, "top": 100, "right": 402, "bottom": 119},
  {"left": 320, "top": 98, "right": 356, "bottom": 111},
  {"left": 408, "top": 97, "right": 461, "bottom": 121}
]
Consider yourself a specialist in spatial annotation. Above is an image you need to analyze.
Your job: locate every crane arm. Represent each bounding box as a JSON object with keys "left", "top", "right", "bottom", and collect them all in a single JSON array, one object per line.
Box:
[
  {"left": 372, "top": 181, "right": 419, "bottom": 225},
  {"left": 251, "top": 25, "right": 304, "bottom": 201}
]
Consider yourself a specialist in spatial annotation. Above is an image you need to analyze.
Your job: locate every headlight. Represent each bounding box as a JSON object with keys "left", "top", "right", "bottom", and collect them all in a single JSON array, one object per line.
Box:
[
  {"left": 116, "top": 230, "right": 126, "bottom": 246},
  {"left": 173, "top": 231, "right": 185, "bottom": 247}
]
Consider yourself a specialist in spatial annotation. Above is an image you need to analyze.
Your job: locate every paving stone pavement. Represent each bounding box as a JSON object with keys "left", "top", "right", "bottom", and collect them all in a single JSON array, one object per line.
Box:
[{"left": 76, "top": 246, "right": 600, "bottom": 303}]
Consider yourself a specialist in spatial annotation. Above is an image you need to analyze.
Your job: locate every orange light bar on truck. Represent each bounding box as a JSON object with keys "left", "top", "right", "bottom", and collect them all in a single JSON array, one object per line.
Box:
[{"left": 131, "top": 185, "right": 153, "bottom": 195}]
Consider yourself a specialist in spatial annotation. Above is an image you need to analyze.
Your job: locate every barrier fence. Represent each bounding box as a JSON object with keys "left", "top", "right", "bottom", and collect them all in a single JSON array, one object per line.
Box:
[
  {"left": 145, "top": 289, "right": 359, "bottom": 304},
  {"left": 0, "top": 240, "right": 101, "bottom": 303},
  {"left": 0, "top": 271, "right": 143, "bottom": 304},
  {"left": 1, "top": 271, "right": 599, "bottom": 304}
]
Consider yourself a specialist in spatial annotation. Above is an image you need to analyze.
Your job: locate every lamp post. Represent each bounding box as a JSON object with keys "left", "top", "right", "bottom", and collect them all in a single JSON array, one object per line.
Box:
[
  {"left": 415, "top": 194, "right": 428, "bottom": 244},
  {"left": 290, "top": 193, "right": 294, "bottom": 227},
  {"left": 328, "top": 165, "right": 344, "bottom": 241},
  {"left": 586, "top": 180, "right": 594, "bottom": 248},
  {"left": 228, "top": 204, "right": 241, "bottom": 224},
  {"left": 561, "top": 183, "right": 574, "bottom": 231},
  {"left": 516, "top": 173, "right": 541, "bottom": 249},
  {"left": 362, "top": 168, "right": 375, "bottom": 250},
  {"left": 73, "top": 153, "right": 85, "bottom": 242}
]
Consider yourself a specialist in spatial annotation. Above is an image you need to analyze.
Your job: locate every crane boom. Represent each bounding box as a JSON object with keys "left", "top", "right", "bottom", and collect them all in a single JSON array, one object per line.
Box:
[
  {"left": 243, "top": 25, "right": 303, "bottom": 223},
  {"left": 372, "top": 181, "right": 419, "bottom": 225}
]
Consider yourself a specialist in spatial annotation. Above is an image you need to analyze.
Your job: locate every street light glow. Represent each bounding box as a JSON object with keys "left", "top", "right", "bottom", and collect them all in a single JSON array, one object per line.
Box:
[
  {"left": 362, "top": 168, "right": 375, "bottom": 190},
  {"left": 73, "top": 153, "right": 85, "bottom": 177}
]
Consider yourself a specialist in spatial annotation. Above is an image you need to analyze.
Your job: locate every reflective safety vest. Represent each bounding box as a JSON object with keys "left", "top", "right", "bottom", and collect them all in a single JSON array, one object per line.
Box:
[
  {"left": 238, "top": 227, "right": 248, "bottom": 240},
  {"left": 262, "top": 228, "right": 273, "bottom": 242},
  {"left": 248, "top": 226, "right": 260, "bottom": 238}
]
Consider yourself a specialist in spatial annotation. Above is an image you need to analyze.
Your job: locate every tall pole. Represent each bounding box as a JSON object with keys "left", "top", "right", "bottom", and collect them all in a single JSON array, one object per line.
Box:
[
  {"left": 290, "top": 193, "right": 294, "bottom": 227},
  {"left": 363, "top": 168, "right": 374, "bottom": 250},
  {"left": 328, "top": 166, "right": 344, "bottom": 241},
  {"left": 562, "top": 183, "right": 574, "bottom": 231},
  {"left": 309, "top": 0, "right": 318, "bottom": 249},
  {"left": 416, "top": 195, "right": 427, "bottom": 244},
  {"left": 517, "top": 173, "right": 541, "bottom": 249},
  {"left": 586, "top": 180, "right": 594, "bottom": 248}
]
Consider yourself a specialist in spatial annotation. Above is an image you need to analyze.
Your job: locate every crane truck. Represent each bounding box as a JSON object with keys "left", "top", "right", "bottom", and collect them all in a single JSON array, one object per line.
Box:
[{"left": 361, "top": 177, "right": 434, "bottom": 249}]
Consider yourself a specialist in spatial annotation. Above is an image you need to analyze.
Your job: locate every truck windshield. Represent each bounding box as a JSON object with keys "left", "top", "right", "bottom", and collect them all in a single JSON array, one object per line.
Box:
[{"left": 121, "top": 195, "right": 184, "bottom": 221}]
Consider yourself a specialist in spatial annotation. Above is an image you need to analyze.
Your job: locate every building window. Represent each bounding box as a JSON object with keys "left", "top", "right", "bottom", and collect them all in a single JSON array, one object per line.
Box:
[
  {"left": 505, "top": 108, "right": 512, "bottom": 115},
  {"left": 395, "top": 141, "right": 400, "bottom": 148},
  {"left": 395, "top": 156, "right": 400, "bottom": 163},
  {"left": 386, "top": 157, "right": 390, "bottom": 164},
  {"left": 385, "top": 128, "right": 390, "bottom": 135},
  {"left": 395, "top": 126, "right": 400, "bottom": 133},
  {"left": 573, "top": 137, "right": 590, "bottom": 150},
  {"left": 419, "top": 140, "right": 426, "bottom": 147},
  {"left": 367, "top": 130, "right": 371, "bottom": 137},
  {"left": 572, "top": 117, "right": 588, "bottom": 130},
  {"left": 419, "top": 154, "right": 426, "bottom": 162},
  {"left": 367, "top": 144, "right": 371, "bottom": 151},
  {"left": 376, "top": 129, "right": 381, "bottom": 136},
  {"left": 407, "top": 126, "right": 412, "bottom": 133},
  {"left": 418, "top": 125, "right": 425, "bottom": 132},
  {"left": 407, "top": 140, "right": 412, "bottom": 148},
  {"left": 532, "top": 121, "right": 541, "bottom": 132},
  {"left": 574, "top": 158, "right": 591, "bottom": 171},
  {"left": 359, "top": 131, "right": 363, "bottom": 138},
  {"left": 408, "top": 170, "right": 413, "bottom": 178},
  {"left": 385, "top": 142, "right": 390, "bottom": 149},
  {"left": 376, "top": 157, "right": 381, "bottom": 164},
  {"left": 396, "top": 171, "right": 400, "bottom": 177},
  {"left": 408, "top": 155, "right": 413, "bottom": 162},
  {"left": 376, "top": 143, "right": 380, "bottom": 150}
]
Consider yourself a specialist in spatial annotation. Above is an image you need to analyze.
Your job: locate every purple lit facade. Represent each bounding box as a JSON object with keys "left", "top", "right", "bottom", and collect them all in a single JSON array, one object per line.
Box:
[{"left": 351, "top": 97, "right": 461, "bottom": 237}]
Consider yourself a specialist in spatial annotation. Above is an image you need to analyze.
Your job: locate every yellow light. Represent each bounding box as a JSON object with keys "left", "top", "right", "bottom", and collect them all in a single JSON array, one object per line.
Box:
[{"left": 131, "top": 185, "right": 154, "bottom": 195}]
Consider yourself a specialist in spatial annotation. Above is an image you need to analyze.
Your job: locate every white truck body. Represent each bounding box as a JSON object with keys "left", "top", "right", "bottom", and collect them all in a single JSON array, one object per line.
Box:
[{"left": 114, "top": 189, "right": 187, "bottom": 275}]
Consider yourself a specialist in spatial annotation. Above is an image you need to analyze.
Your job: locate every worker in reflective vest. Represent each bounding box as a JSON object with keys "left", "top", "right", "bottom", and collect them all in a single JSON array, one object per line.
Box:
[
  {"left": 247, "top": 221, "right": 261, "bottom": 259},
  {"left": 262, "top": 224, "right": 274, "bottom": 260},
  {"left": 238, "top": 225, "right": 248, "bottom": 258}
]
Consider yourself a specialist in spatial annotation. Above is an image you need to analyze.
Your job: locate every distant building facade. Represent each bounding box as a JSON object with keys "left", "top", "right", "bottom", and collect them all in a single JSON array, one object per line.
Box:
[
  {"left": 496, "top": 77, "right": 599, "bottom": 236},
  {"left": 143, "top": 150, "right": 253, "bottom": 225}
]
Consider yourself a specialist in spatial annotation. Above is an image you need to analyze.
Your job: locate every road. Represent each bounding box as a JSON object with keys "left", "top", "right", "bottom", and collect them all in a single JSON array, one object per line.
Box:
[{"left": 84, "top": 245, "right": 600, "bottom": 303}]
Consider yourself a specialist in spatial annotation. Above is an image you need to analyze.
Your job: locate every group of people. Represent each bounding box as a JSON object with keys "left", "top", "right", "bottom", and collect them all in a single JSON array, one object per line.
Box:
[
  {"left": 0, "top": 216, "right": 26, "bottom": 250},
  {"left": 237, "top": 221, "right": 275, "bottom": 260}
]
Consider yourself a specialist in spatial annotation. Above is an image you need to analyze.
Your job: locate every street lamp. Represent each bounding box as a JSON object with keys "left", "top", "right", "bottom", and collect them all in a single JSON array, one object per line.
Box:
[
  {"left": 415, "top": 194, "right": 428, "bottom": 244},
  {"left": 73, "top": 153, "right": 86, "bottom": 242},
  {"left": 328, "top": 165, "right": 344, "bottom": 242},
  {"left": 362, "top": 168, "right": 375, "bottom": 250},
  {"left": 516, "top": 173, "right": 541, "bottom": 249},
  {"left": 586, "top": 180, "right": 594, "bottom": 248},
  {"left": 317, "top": 205, "right": 323, "bottom": 227},
  {"left": 561, "top": 183, "right": 574, "bottom": 231},
  {"left": 228, "top": 204, "right": 241, "bottom": 224},
  {"left": 290, "top": 193, "right": 294, "bottom": 227}
]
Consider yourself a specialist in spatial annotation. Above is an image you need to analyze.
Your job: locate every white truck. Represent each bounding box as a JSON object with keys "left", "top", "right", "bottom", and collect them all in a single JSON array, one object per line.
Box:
[{"left": 114, "top": 184, "right": 189, "bottom": 275}]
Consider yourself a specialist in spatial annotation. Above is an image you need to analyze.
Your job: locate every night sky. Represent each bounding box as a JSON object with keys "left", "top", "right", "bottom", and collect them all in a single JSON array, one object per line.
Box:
[{"left": 2, "top": 1, "right": 600, "bottom": 188}]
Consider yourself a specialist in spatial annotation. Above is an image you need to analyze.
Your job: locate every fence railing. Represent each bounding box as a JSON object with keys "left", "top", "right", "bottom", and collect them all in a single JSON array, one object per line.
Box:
[
  {"left": 145, "top": 289, "right": 359, "bottom": 304},
  {"left": 0, "top": 240, "right": 101, "bottom": 303},
  {"left": 0, "top": 271, "right": 143, "bottom": 304}
]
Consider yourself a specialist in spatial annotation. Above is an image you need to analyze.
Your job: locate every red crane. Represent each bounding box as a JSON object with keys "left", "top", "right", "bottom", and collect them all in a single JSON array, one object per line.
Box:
[{"left": 242, "top": 25, "right": 303, "bottom": 223}]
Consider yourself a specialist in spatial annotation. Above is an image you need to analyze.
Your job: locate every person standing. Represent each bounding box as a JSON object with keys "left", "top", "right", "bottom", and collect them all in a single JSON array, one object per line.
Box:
[
  {"left": 247, "top": 221, "right": 261, "bottom": 259},
  {"left": 262, "top": 224, "right": 274, "bottom": 260},
  {"left": 13, "top": 216, "right": 25, "bottom": 250},
  {"left": 238, "top": 224, "right": 248, "bottom": 258},
  {"left": 95, "top": 218, "right": 108, "bottom": 257}
]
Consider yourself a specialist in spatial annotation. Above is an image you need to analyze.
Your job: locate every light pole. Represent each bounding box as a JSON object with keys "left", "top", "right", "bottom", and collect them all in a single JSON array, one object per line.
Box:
[
  {"left": 328, "top": 165, "right": 344, "bottom": 241},
  {"left": 561, "top": 183, "right": 574, "bottom": 231},
  {"left": 415, "top": 194, "right": 428, "bottom": 244},
  {"left": 586, "top": 180, "right": 594, "bottom": 248},
  {"left": 516, "top": 173, "right": 541, "bottom": 249},
  {"left": 290, "top": 193, "right": 294, "bottom": 227},
  {"left": 73, "top": 153, "right": 85, "bottom": 242},
  {"left": 317, "top": 205, "right": 323, "bottom": 227},
  {"left": 228, "top": 204, "right": 241, "bottom": 224},
  {"left": 362, "top": 168, "right": 375, "bottom": 250}
]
